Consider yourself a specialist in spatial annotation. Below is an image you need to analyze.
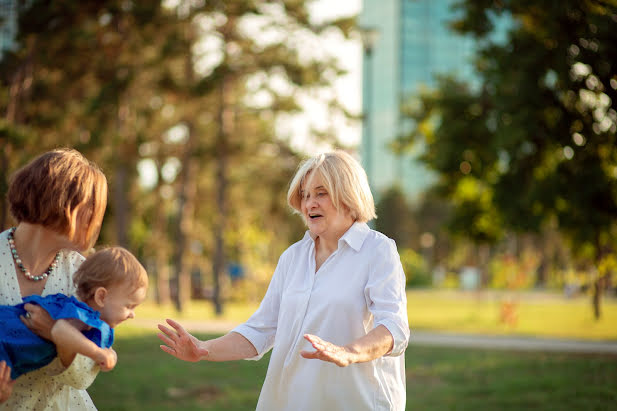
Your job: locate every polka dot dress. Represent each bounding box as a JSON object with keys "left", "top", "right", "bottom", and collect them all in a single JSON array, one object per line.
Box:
[{"left": 0, "top": 229, "right": 98, "bottom": 410}]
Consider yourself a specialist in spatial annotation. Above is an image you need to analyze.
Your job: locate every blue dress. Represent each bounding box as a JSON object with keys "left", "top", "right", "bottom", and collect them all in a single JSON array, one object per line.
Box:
[{"left": 0, "top": 293, "right": 114, "bottom": 379}]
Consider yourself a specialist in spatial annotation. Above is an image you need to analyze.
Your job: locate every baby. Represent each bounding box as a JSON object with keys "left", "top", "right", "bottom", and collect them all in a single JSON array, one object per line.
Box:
[{"left": 0, "top": 247, "right": 148, "bottom": 379}]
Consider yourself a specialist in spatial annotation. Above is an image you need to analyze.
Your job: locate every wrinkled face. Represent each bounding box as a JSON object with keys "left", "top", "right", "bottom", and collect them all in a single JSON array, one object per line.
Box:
[
  {"left": 99, "top": 284, "right": 147, "bottom": 329},
  {"left": 300, "top": 173, "right": 353, "bottom": 239}
]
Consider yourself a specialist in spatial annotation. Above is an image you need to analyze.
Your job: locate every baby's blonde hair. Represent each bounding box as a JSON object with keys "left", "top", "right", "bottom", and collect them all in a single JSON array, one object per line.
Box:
[{"left": 74, "top": 247, "right": 148, "bottom": 301}]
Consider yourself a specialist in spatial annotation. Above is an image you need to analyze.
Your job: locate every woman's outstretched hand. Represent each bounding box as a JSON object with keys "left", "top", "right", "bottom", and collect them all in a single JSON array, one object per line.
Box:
[
  {"left": 300, "top": 334, "right": 355, "bottom": 367},
  {"left": 157, "top": 319, "right": 209, "bottom": 362}
]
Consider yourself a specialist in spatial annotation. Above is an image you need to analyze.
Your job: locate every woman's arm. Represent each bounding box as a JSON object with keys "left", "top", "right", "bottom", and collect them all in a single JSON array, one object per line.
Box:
[
  {"left": 158, "top": 319, "right": 258, "bottom": 362},
  {"left": 51, "top": 319, "right": 116, "bottom": 371},
  {"left": 300, "top": 324, "right": 394, "bottom": 367}
]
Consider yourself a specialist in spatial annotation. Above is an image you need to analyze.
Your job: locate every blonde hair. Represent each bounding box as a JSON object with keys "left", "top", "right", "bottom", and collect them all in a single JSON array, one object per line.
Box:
[
  {"left": 8, "top": 148, "right": 107, "bottom": 249},
  {"left": 73, "top": 247, "right": 148, "bottom": 302},
  {"left": 287, "top": 150, "right": 376, "bottom": 223}
]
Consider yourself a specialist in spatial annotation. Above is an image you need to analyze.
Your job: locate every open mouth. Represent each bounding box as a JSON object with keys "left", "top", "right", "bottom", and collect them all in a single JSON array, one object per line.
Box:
[{"left": 308, "top": 213, "right": 323, "bottom": 220}]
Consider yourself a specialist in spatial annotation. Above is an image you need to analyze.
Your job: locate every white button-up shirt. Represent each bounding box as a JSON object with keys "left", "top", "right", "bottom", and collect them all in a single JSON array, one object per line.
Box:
[{"left": 233, "top": 222, "right": 410, "bottom": 411}]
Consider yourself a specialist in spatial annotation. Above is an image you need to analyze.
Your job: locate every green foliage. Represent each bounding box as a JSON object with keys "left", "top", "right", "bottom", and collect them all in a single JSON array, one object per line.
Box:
[
  {"left": 399, "top": 248, "right": 432, "bottom": 288},
  {"left": 401, "top": 1, "right": 617, "bottom": 263},
  {"left": 375, "top": 185, "right": 416, "bottom": 248},
  {"left": 1, "top": 0, "right": 353, "bottom": 310},
  {"left": 488, "top": 251, "right": 539, "bottom": 290}
]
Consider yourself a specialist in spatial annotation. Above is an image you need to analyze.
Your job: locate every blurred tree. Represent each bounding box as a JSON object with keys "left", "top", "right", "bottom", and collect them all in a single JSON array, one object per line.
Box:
[
  {"left": 1, "top": 0, "right": 355, "bottom": 314},
  {"left": 180, "top": 1, "right": 355, "bottom": 314},
  {"left": 375, "top": 185, "right": 416, "bottom": 248},
  {"left": 400, "top": 0, "right": 617, "bottom": 318}
]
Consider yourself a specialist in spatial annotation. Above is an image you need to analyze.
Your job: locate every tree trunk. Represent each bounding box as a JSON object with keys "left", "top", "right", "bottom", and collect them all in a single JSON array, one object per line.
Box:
[
  {"left": 212, "top": 75, "right": 232, "bottom": 316},
  {"left": 114, "top": 162, "right": 130, "bottom": 248},
  {"left": 592, "top": 236, "right": 608, "bottom": 320},
  {"left": 151, "top": 166, "right": 170, "bottom": 305},
  {"left": 592, "top": 277, "right": 601, "bottom": 320},
  {"left": 171, "top": 123, "right": 198, "bottom": 312}
]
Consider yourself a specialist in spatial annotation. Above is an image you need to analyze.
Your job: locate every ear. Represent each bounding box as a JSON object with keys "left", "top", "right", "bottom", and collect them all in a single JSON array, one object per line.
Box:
[{"left": 93, "top": 287, "right": 108, "bottom": 308}]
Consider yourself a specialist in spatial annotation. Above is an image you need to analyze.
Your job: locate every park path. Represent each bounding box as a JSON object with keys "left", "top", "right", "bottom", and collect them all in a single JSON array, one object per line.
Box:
[{"left": 135, "top": 319, "right": 617, "bottom": 355}]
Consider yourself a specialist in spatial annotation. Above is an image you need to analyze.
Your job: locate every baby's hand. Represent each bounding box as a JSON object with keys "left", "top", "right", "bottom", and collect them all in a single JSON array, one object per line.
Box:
[{"left": 97, "top": 348, "right": 117, "bottom": 371}]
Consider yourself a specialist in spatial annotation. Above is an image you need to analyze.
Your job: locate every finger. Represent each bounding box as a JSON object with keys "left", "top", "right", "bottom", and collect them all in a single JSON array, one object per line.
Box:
[
  {"left": 24, "top": 304, "right": 43, "bottom": 317},
  {"left": 2, "top": 363, "right": 9, "bottom": 381},
  {"left": 305, "top": 338, "right": 326, "bottom": 351},
  {"left": 0, "top": 361, "right": 8, "bottom": 381},
  {"left": 165, "top": 319, "right": 188, "bottom": 335},
  {"left": 303, "top": 334, "right": 321, "bottom": 343},
  {"left": 300, "top": 350, "right": 320, "bottom": 359},
  {"left": 304, "top": 334, "right": 327, "bottom": 348},
  {"left": 0, "top": 361, "right": 13, "bottom": 387},
  {"left": 160, "top": 344, "right": 180, "bottom": 358},
  {"left": 19, "top": 315, "right": 31, "bottom": 327},
  {"left": 157, "top": 324, "right": 178, "bottom": 339},
  {"left": 157, "top": 332, "right": 175, "bottom": 347}
]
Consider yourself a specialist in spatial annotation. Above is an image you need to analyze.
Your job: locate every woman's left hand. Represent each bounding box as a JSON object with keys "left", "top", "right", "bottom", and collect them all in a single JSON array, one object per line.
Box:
[
  {"left": 300, "top": 334, "right": 355, "bottom": 367},
  {"left": 0, "top": 361, "right": 14, "bottom": 403},
  {"left": 21, "top": 303, "right": 55, "bottom": 341}
]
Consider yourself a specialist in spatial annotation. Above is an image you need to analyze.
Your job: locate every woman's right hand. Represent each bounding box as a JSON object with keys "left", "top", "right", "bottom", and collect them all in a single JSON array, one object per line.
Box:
[
  {"left": 0, "top": 361, "right": 15, "bottom": 403},
  {"left": 21, "top": 303, "right": 55, "bottom": 341},
  {"left": 157, "top": 319, "right": 209, "bottom": 362}
]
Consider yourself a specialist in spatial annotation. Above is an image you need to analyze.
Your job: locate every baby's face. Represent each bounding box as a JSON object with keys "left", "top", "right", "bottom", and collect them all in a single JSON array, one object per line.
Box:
[{"left": 99, "top": 284, "right": 147, "bottom": 328}]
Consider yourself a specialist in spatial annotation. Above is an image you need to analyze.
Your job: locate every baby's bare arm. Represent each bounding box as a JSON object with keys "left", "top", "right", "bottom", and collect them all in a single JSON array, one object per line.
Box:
[{"left": 51, "top": 319, "right": 117, "bottom": 371}]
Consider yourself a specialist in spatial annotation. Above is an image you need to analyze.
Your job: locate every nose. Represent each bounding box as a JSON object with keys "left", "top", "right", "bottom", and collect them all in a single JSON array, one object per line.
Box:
[
  {"left": 128, "top": 310, "right": 135, "bottom": 319},
  {"left": 305, "top": 195, "right": 317, "bottom": 209}
]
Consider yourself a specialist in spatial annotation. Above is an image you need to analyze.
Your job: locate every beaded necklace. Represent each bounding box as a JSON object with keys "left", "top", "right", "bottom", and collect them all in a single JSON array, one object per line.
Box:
[{"left": 7, "top": 227, "right": 61, "bottom": 281}]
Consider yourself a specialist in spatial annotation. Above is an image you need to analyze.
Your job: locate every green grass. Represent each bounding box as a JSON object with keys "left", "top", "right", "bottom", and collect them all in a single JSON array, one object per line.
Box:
[
  {"left": 135, "top": 289, "right": 617, "bottom": 340},
  {"left": 90, "top": 328, "right": 267, "bottom": 411},
  {"left": 406, "top": 289, "right": 617, "bottom": 340},
  {"left": 90, "top": 327, "right": 617, "bottom": 411}
]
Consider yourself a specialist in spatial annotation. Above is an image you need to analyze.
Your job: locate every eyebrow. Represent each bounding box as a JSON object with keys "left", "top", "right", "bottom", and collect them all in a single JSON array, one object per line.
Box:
[{"left": 300, "top": 185, "right": 326, "bottom": 194}]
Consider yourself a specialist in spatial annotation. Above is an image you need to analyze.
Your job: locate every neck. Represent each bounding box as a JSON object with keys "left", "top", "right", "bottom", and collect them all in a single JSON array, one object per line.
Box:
[
  {"left": 13, "top": 223, "right": 66, "bottom": 273},
  {"left": 314, "top": 221, "right": 354, "bottom": 255}
]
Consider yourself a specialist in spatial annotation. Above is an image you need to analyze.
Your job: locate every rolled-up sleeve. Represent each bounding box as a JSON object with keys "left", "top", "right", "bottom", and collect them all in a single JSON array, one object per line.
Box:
[
  {"left": 232, "top": 252, "right": 286, "bottom": 360},
  {"left": 44, "top": 354, "right": 99, "bottom": 390},
  {"left": 365, "top": 238, "right": 410, "bottom": 357}
]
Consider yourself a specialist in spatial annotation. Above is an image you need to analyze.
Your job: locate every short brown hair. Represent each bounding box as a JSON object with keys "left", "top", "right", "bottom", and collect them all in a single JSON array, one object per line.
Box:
[
  {"left": 73, "top": 247, "right": 148, "bottom": 301},
  {"left": 287, "top": 150, "right": 377, "bottom": 223},
  {"left": 8, "top": 148, "right": 107, "bottom": 249}
]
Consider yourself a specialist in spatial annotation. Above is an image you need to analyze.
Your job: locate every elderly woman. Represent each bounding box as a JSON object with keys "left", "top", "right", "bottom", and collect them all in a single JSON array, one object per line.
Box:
[
  {"left": 158, "top": 150, "right": 410, "bottom": 410},
  {"left": 0, "top": 148, "right": 108, "bottom": 409}
]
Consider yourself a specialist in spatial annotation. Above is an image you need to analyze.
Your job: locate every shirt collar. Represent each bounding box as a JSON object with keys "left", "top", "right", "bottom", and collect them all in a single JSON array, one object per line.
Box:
[{"left": 303, "top": 221, "right": 370, "bottom": 253}]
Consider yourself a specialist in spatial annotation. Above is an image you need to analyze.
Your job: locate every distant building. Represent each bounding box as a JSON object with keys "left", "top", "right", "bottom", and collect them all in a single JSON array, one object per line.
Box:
[
  {"left": 359, "top": 0, "right": 507, "bottom": 202},
  {"left": 0, "top": 0, "right": 19, "bottom": 60}
]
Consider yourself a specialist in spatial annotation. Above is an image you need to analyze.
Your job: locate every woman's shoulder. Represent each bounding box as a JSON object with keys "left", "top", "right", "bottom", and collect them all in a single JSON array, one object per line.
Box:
[
  {"left": 281, "top": 233, "right": 312, "bottom": 257},
  {"left": 364, "top": 228, "right": 399, "bottom": 255},
  {"left": 59, "top": 249, "right": 86, "bottom": 266}
]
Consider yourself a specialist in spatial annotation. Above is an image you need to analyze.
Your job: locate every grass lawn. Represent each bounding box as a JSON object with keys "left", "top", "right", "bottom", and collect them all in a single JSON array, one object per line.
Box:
[
  {"left": 89, "top": 327, "right": 617, "bottom": 411},
  {"left": 406, "top": 289, "right": 617, "bottom": 340},
  {"left": 135, "top": 289, "right": 617, "bottom": 340}
]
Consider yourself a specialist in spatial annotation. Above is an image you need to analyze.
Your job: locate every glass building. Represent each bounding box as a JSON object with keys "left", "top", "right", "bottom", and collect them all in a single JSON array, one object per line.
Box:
[
  {"left": 359, "top": 0, "right": 504, "bottom": 201},
  {"left": 0, "top": 0, "right": 19, "bottom": 60}
]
